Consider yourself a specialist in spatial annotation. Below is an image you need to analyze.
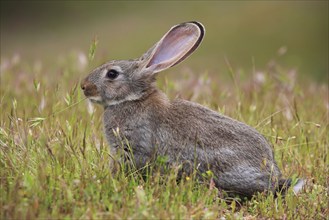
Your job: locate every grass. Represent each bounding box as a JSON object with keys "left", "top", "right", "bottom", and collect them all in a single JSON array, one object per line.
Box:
[{"left": 0, "top": 48, "right": 328, "bottom": 219}]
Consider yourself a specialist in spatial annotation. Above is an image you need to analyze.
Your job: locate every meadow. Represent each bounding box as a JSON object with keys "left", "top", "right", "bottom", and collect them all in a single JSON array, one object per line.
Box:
[
  {"left": 1, "top": 2, "right": 328, "bottom": 219},
  {"left": 1, "top": 44, "right": 328, "bottom": 219}
]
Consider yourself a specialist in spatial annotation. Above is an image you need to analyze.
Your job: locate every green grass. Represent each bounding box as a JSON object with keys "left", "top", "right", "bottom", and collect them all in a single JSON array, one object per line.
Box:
[{"left": 0, "top": 50, "right": 328, "bottom": 219}]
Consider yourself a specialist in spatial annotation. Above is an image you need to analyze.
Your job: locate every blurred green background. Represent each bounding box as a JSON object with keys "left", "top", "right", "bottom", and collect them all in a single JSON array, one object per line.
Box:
[{"left": 1, "top": 1, "right": 328, "bottom": 81}]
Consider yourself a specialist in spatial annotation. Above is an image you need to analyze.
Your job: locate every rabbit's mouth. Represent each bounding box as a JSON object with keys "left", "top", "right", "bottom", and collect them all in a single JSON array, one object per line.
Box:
[{"left": 88, "top": 96, "right": 104, "bottom": 104}]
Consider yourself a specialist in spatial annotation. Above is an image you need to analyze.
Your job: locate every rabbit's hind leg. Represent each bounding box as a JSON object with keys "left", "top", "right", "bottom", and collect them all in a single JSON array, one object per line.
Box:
[{"left": 214, "top": 166, "right": 279, "bottom": 198}]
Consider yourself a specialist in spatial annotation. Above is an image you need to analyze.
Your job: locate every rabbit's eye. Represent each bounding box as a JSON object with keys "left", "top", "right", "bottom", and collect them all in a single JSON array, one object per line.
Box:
[{"left": 106, "top": 69, "right": 119, "bottom": 79}]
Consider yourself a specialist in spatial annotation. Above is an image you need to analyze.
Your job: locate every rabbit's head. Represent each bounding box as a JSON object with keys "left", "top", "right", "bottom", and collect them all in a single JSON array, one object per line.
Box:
[{"left": 81, "top": 21, "right": 205, "bottom": 106}]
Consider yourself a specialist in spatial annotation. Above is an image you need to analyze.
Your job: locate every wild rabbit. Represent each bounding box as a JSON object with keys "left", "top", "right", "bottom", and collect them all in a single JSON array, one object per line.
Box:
[{"left": 81, "top": 21, "right": 303, "bottom": 198}]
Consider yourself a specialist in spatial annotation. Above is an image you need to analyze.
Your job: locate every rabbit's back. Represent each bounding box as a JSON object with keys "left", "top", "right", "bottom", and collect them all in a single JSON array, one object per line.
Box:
[{"left": 163, "top": 99, "right": 282, "bottom": 195}]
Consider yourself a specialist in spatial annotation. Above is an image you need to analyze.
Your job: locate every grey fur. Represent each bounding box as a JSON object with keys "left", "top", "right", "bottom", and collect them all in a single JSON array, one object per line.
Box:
[{"left": 81, "top": 21, "right": 297, "bottom": 198}]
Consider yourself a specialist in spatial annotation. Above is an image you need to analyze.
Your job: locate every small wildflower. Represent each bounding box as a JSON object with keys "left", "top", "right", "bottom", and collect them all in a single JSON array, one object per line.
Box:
[{"left": 277, "top": 46, "right": 287, "bottom": 56}]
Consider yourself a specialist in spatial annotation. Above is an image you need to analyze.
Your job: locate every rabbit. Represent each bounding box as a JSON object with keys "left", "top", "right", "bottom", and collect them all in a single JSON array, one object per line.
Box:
[{"left": 81, "top": 21, "right": 304, "bottom": 198}]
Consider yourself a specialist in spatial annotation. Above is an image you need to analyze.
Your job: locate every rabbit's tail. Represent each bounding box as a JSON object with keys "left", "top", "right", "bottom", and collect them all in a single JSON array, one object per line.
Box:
[{"left": 277, "top": 178, "right": 305, "bottom": 195}]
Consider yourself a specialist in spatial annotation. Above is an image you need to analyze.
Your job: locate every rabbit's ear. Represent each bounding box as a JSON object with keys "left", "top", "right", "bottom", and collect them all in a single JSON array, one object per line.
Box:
[{"left": 142, "top": 21, "right": 205, "bottom": 73}]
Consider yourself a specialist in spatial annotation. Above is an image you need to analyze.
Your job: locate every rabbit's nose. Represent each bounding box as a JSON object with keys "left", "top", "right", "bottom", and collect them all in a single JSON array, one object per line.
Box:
[
  {"left": 81, "top": 83, "right": 86, "bottom": 90},
  {"left": 81, "top": 79, "right": 92, "bottom": 91},
  {"left": 81, "top": 80, "right": 98, "bottom": 97},
  {"left": 81, "top": 79, "right": 87, "bottom": 90}
]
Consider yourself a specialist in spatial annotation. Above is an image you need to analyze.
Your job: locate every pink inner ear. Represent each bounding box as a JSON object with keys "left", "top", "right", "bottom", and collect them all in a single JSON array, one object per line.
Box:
[{"left": 146, "top": 26, "right": 199, "bottom": 69}]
